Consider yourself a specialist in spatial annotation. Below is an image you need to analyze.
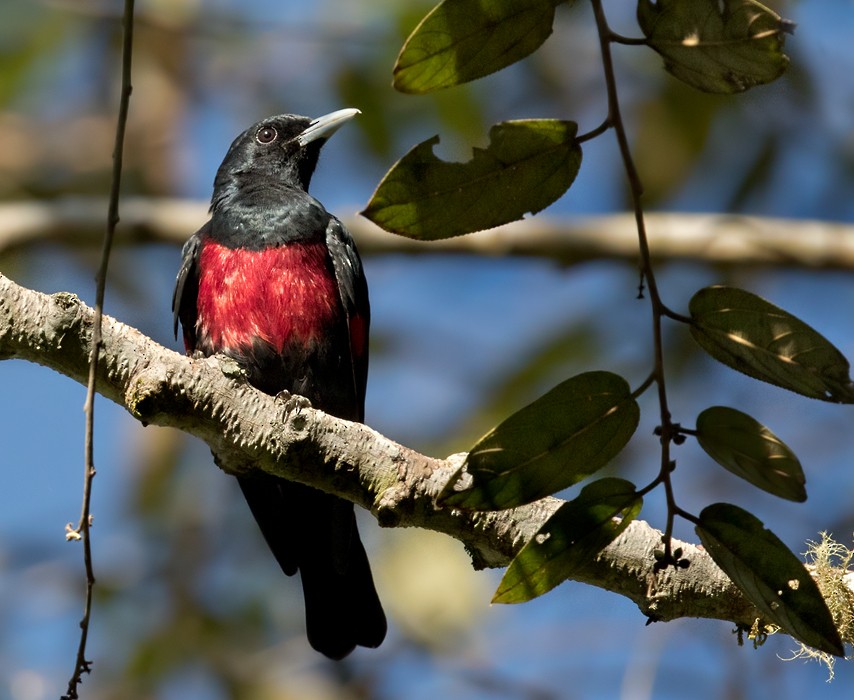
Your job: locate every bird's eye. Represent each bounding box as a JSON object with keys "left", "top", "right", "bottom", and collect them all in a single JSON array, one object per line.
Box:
[{"left": 256, "top": 126, "right": 278, "bottom": 144}]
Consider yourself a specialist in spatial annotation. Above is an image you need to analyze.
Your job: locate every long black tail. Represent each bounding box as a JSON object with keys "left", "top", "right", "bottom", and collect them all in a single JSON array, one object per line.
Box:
[{"left": 237, "top": 474, "right": 387, "bottom": 659}]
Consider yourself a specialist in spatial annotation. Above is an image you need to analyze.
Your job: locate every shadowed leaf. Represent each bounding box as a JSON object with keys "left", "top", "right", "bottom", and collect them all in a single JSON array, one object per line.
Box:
[
  {"left": 638, "top": 0, "right": 792, "bottom": 93},
  {"left": 689, "top": 286, "right": 854, "bottom": 403},
  {"left": 439, "top": 371, "right": 639, "bottom": 510},
  {"left": 361, "top": 120, "right": 581, "bottom": 239},
  {"left": 697, "top": 503, "right": 844, "bottom": 656},
  {"left": 493, "top": 478, "right": 641, "bottom": 603},
  {"left": 696, "top": 406, "right": 806, "bottom": 502}
]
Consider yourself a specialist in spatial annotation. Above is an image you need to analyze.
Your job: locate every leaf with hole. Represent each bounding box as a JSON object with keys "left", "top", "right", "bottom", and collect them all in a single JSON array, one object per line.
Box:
[
  {"left": 689, "top": 286, "right": 854, "bottom": 403},
  {"left": 696, "top": 406, "right": 806, "bottom": 502},
  {"left": 393, "top": 0, "right": 561, "bottom": 94},
  {"left": 696, "top": 503, "right": 844, "bottom": 656},
  {"left": 439, "top": 371, "right": 639, "bottom": 510},
  {"left": 637, "top": 0, "right": 792, "bottom": 93},
  {"left": 493, "top": 478, "right": 641, "bottom": 603},
  {"left": 361, "top": 119, "right": 582, "bottom": 239}
]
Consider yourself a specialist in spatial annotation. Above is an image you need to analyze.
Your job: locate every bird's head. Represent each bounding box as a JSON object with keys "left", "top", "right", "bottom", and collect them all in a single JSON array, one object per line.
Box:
[{"left": 212, "top": 108, "right": 360, "bottom": 203}]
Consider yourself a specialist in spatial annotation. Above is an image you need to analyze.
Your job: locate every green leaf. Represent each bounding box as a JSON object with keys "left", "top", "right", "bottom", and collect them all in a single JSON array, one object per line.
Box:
[
  {"left": 361, "top": 119, "right": 582, "bottom": 239},
  {"left": 494, "top": 478, "right": 642, "bottom": 603},
  {"left": 439, "top": 371, "right": 639, "bottom": 510},
  {"left": 695, "top": 406, "right": 806, "bottom": 502},
  {"left": 393, "top": 0, "right": 560, "bottom": 94},
  {"left": 696, "top": 503, "right": 844, "bottom": 656},
  {"left": 689, "top": 286, "right": 854, "bottom": 403},
  {"left": 637, "top": 0, "right": 792, "bottom": 93}
]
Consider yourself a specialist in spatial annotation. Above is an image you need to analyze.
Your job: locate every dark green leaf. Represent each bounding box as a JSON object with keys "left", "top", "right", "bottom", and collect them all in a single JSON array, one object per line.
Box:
[
  {"left": 494, "top": 478, "right": 641, "bottom": 603},
  {"left": 637, "top": 0, "right": 792, "bottom": 93},
  {"left": 394, "top": 0, "right": 560, "bottom": 94},
  {"left": 361, "top": 119, "right": 582, "bottom": 239},
  {"left": 689, "top": 286, "right": 854, "bottom": 403},
  {"left": 696, "top": 503, "right": 844, "bottom": 656},
  {"left": 696, "top": 406, "right": 806, "bottom": 502},
  {"left": 440, "top": 371, "right": 639, "bottom": 510}
]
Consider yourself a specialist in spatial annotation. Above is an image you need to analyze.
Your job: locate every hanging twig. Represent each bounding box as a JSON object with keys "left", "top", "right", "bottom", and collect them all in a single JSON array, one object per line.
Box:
[
  {"left": 590, "top": 0, "right": 689, "bottom": 565},
  {"left": 63, "top": 1, "right": 135, "bottom": 698}
]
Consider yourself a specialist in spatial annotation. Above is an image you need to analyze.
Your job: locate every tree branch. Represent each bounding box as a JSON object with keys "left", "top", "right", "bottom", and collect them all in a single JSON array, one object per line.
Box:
[
  {"left": 2, "top": 197, "right": 854, "bottom": 269},
  {"left": 0, "top": 272, "right": 846, "bottom": 648}
]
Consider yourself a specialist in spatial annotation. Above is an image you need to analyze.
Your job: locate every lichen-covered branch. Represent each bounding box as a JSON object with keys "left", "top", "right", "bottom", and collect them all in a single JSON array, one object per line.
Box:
[{"left": 0, "top": 271, "right": 834, "bottom": 644}]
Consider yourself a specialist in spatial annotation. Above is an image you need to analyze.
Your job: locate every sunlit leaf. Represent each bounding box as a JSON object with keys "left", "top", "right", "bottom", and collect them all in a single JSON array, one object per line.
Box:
[
  {"left": 637, "top": 0, "right": 792, "bottom": 93},
  {"left": 695, "top": 406, "right": 806, "bottom": 502},
  {"left": 493, "top": 478, "right": 641, "bottom": 603},
  {"left": 697, "top": 503, "right": 844, "bottom": 656},
  {"left": 439, "top": 371, "right": 639, "bottom": 510},
  {"left": 689, "top": 286, "right": 854, "bottom": 403},
  {"left": 393, "top": 0, "right": 561, "bottom": 94},
  {"left": 361, "top": 119, "right": 582, "bottom": 239}
]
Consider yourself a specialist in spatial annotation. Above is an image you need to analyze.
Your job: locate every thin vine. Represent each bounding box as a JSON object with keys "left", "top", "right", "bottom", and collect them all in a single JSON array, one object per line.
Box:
[
  {"left": 590, "top": 0, "right": 689, "bottom": 566},
  {"left": 63, "top": 1, "right": 135, "bottom": 698}
]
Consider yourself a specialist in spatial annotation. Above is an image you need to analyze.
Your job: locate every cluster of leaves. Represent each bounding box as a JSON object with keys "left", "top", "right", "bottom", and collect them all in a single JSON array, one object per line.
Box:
[{"left": 363, "top": 0, "right": 848, "bottom": 658}]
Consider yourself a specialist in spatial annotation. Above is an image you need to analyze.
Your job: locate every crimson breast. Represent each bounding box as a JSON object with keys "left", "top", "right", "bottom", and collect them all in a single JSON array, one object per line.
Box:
[{"left": 196, "top": 239, "right": 340, "bottom": 354}]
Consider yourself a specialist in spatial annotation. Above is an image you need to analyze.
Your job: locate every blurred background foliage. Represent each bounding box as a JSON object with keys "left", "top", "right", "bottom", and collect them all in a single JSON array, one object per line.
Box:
[{"left": 2, "top": 0, "right": 854, "bottom": 698}]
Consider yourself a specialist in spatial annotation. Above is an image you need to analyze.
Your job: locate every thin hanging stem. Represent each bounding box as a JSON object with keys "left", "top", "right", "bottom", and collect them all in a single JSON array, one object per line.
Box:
[
  {"left": 590, "top": 0, "right": 681, "bottom": 561},
  {"left": 63, "top": 1, "right": 135, "bottom": 697}
]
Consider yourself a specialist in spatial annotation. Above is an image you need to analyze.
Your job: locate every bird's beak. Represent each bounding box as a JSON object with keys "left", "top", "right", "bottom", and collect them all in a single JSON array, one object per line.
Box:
[{"left": 297, "top": 108, "right": 361, "bottom": 148}]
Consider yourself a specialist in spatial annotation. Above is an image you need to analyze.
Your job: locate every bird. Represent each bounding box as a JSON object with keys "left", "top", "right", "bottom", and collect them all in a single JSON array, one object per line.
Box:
[{"left": 172, "top": 108, "right": 386, "bottom": 659}]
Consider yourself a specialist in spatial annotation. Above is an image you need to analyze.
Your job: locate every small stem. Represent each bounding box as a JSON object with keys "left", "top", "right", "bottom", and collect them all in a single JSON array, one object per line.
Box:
[
  {"left": 591, "top": 0, "right": 684, "bottom": 562},
  {"left": 661, "top": 304, "right": 693, "bottom": 324},
  {"left": 577, "top": 117, "right": 612, "bottom": 144},
  {"left": 631, "top": 370, "right": 656, "bottom": 399},
  {"left": 608, "top": 33, "right": 648, "bottom": 46},
  {"left": 63, "top": 1, "right": 134, "bottom": 698}
]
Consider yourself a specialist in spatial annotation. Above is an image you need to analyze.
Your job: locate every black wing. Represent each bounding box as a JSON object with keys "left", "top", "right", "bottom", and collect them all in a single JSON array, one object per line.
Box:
[
  {"left": 325, "top": 216, "right": 370, "bottom": 420},
  {"left": 172, "top": 222, "right": 209, "bottom": 353}
]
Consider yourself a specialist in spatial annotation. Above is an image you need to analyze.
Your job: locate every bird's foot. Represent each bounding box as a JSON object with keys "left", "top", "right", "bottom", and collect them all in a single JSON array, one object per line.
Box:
[
  {"left": 275, "top": 390, "right": 312, "bottom": 416},
  {"left": 213, "top": 353, "right": 246, "bottom": 380}
]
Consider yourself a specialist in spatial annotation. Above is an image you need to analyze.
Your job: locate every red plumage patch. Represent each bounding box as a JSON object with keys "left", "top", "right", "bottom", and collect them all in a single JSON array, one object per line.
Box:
[{"left": 196, "top": 240, "right": 340, "bottom": 353}]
